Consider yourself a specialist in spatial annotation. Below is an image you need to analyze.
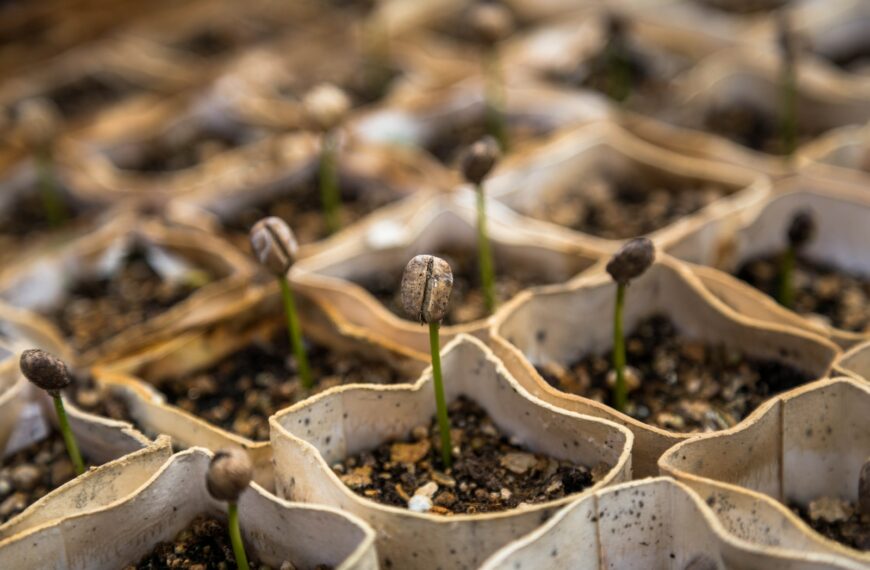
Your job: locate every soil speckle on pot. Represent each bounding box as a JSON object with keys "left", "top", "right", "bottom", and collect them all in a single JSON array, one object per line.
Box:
[
  {"left": 157, "top": 330, "right": 409, "bottom": 441},
  {"left": 537, "top": 314, "right": 813, "bottom": 433},
  {"left": 736, "top": 253, "right": 870, "bottom": 332},
  {"left": 333, "top": 397, "right": 595, "bottom": 514}
]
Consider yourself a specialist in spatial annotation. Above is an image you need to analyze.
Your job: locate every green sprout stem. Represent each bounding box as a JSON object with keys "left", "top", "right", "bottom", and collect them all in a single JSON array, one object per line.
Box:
[
  {"left": 777, "top": 246, "right": 796, "bottom": 308},
  {"left": 475, "top": 183, "right": 497, "bottom": 314},
  {"left": 606, "top": 43, "right": 631, "bottom": 103},
  {"left": 36, "top": 148, "right": 66, "bottom": 227},
  {"left": 483, "top": 51, "right": 508, "bottom": 153},
  {"left": 319, "top": 133, "right": 341, "bottom": 235},
  {"left": 779, "top": 61, "right": 797, "bottom": 158},
  {"left": 428, "top": 321, "right": 452, "bottom": 469},
  {"left": 227, "top": 502, "right": 250, "bottom": 570},
  {"left": 53, "top": 395, "right": 84, "bottom": 476},
  {"left": 612, "top": 283, "right": 627, "bottom": 413},
  {"left": 279, "top": 275, "right": 313, "bottom": 390}
]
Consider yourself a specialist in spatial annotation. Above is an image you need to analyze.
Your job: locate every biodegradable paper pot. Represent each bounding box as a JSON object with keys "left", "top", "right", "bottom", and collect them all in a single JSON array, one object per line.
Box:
[
  {"left": 484, "top": 121, "right": 771, "bottom": 256},
  {"left": 270, "top": 334, "right": 633, "bottom": 570},
  {"left": 659, "top": 377, "right": 870, "bottom": 565},
  {"left": 0, "top": 447, "right": 379, "bottom": 570},
  {"left": 481, "top": 476, "right": 862, "bottom": 570},
  {"left": 672, "top": 174, "right": 870, "bottom": 348},
  {"left": 489, "top": 254, "right": 840, "bottom": 477},
  {"left": 0, "top": 215, "right": 255, "bottom": 364},
  {"left": 0, "top": 360, "right": 27, "bottom": 458},
  {"left": 834, "top": 339, "right": 870, "bottom": 382},
  {"left": 799, "top": 122, "right": 870, "bottom": 187},
  {"left": 293, "top": 191, "right": 602, "bottom": 362},
  {"left": 88, "top": 287, "right": 427, "bottom": 489}
]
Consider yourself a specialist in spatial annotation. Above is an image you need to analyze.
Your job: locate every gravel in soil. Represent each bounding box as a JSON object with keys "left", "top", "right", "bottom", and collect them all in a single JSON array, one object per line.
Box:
[
  {"left": 156, "top": 331, "right": 409, "bottom": 441},
  {"left": 224, "top": 177, "right": 400, "bottom": 248},
  {"left": 536, "top": 314, "right": 813, "bottom": 433},
  {"left": 523, "top": 174, "right": 730, "bottom": 239},
  {"left": 353, "top": 246, "right": 558, "bottom": 325},
  {"left": 704, "top": 103, "right": 823, "bottom": 156},
  {"left": 0, "top": 432, "right": 92, "bottom": 524},
  {"left": 0, "top": 186, "right": 92, "bottom": 240},
  {"left": 790, "top": 497, "right": 870, "bottom": 551},
  {"left": 42, "top": 245, "right": 208, "bottom": 354},
  {"left": 124, "top": 514, "right": 333, "bottom": 569},
  {"left": 333, "top": 396, "right": 597, "bottom": 515},
  {"left": 736, "top": 253, "right": 870, "bottom": 332}
]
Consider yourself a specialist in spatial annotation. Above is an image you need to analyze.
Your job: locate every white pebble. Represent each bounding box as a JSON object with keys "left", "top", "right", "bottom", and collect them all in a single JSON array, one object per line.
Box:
[
  {"left": 414, "top": 481, "right": 439, "bottom": 498},
  {"left": 408, "top": 494, "right": 433, "bottom": 513}
]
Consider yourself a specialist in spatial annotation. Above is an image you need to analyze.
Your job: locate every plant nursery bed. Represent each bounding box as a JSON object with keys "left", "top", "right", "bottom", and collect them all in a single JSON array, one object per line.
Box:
[
  {"left": 42, "top": 246, "right": 209, "bottom": 353},
  {"left": 704, "top": 103, "right": 824, "bottom": 156},
  {"left": 123, "top": 514, "right": 333, "bottom": 569},
  {"left": 156, "top": 331, "right": 409, "bottom": 441},
  {"left": 537, "top": 314, "right": 812, "bottom": 432},
  {"left": 355, "top": 247, "right": 556, "bottom": 325},
  {"left": 333, "top": 396, "right": 595, "bottom": 515},
  {"left": 0, "top": 432, "right": 93, "bottom": 524},
  {"left": 736, "top": 253, "right": 870, "bottom": 332},
  {"left": 524, "top": 175, "right": 730, "bottom": 239},
  {"left": 225, "top": 178, "right": 401, "bottom": 247},
  {"left": 789, "top": 498, "right": 870, "bottom": 551},
  {"left": 0, "top": 187, "right": 93, "bottom": 240}
]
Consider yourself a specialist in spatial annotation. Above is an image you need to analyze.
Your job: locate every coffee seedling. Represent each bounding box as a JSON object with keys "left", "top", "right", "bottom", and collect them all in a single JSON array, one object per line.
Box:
[
  {"left": 604, "top": 12, "right": 632, "bottom": 103},
  {"left": 470, "top": 2, "right": 514, "bottom": 151},
  {"left": 859, "top": 458, "right": 869, "bottom": 518},
  {"left": 461, "top": 136, "right": 501, "bottom": 314},
  {"left": 777, "top": 13, "right": 798, "bottom": 157},
  {"left": 250, "top": 217, "right": 312, "bottom": 389},
  {"left": 19, "top": 98, "right": 66, "bottom": 227},
  {"left": 19, "top": 349, "right": 84, "bottom": 475},
  {"left": 605, "top": 238, "right": 655, "bottom": 412},
  {"left": 207, "top": 448, "right": 254, "bottom": 570},
  {"left": 777, "top": 209, "right": 815, "bottom": 308},
  {"left": 303, "top": 83, "right": 351, "bottom": 234},
  {"left": 401, "top": 255, "right": 454, "bottom": 468}
]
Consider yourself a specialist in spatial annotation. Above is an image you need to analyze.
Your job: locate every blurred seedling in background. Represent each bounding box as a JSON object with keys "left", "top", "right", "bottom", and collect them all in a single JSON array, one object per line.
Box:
[
  {"left": 460, "top": 136, "right": 501, "bottom": 314},
  {"left": 303, "top": 83, "right": 352, "bottom": 235},
  {"left": 250, "top": 217, "right": 312, "bottom": 389},
  {"left": 19, "top": 98, "right": 67, "bottom": 227},
  {"left": 777, "top": 209, "right": 815, "bottom": 308},
  {"left": 605, "top": 238, "right": 655, "bottom": 413},
  {"left": 604, "top": 12, "right": 633, "bottom": 103},
  {"left": 401, "top": 254, "right": 454, "bottom": 468},
  {"left": 19, "top": 349, "right": 84, "bottom": 475},
  {"left": 470, "top": 2, "right": 514, "bottom": 151},
  {"left": 207, "top": 448, "right": 254, "bottom": 570}
]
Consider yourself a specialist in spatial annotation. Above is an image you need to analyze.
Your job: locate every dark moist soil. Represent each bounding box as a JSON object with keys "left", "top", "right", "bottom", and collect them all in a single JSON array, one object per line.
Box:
[
  {"left": 0, "top": 432, "right": 92, "bottom": 524},
  {"left": 224, "top": 177, "right": 400, "bottom": 248},
  {"left": 704, "top": 103, "right": 824, "bottom": 156},
  {"left": 156, "top": 331, "right": 409, "bottom": 441},
  {"left": 37, "top": 73, "right": 138, "bottom": 121},
  {"left": 124, "top": 514, "right": 332, "bottom": 570},
  {"left": 353, "top": 246, "right": 556, "bottom": 326},
  {"left": 427, "top": 117, "right": 546, "bottom": 166},
  {"left": 536, "top": 314, "right": 813, "bottom": 433},
  {"left": 790, "top": 499, "right": 870, "bottom": 551},
  {"left": 523, "top": 175, "right": 730, "bottom": 240},
  {"left": 553, "top": 43, "right": 653, "bottom": 101},
  {"left": 0, "top": 186, "right": 92, "bottom": 239},
  {"left": 736, "top": 253, "right": 870, "bottom": 333},
  {"left": 333, "top": 396, "right": 595, "bottom": 515},
  {"left": 695, "top": 0, "right": 789, "bottom": 14},
  {"left": 42, "top": 246, "right": 207, "bottom": 353},
  {"left": 64, "top": 373, "right": 160, "bottom": 439}
]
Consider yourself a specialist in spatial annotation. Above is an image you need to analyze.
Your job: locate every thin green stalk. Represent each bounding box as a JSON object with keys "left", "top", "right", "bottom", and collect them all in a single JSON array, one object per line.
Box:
[
  {"left": 777, "top": 246, "right": 796, "bottom": 308},
  {"left": 280, "top": 276, "right": 312, "bottom": 389},
  {"left": 227, "top": 502, "right": 250, "bottom": 570},
  {"left": 779, "top": 63, "right": 797, "bottom": 158},
  {"left": 475, "top": 183, "right": 496, "bottom": 314},
  {"left": 36, "top": 148, "right": 66, "bottom": 227},
  {"left": 484, "top": 51, "right": 508, "bottom": 152},
  {"left": 53, "top": 395, "right": 84, "bottom": 476},
  {"left": 428, "top": 321, "right": 452, "bottom": 469},
  {"left": 606, "top": 43, "right": 630, "bottom": 103},
  {"left": 319, "top": 133, "right": 341, "bottom": 234},
  {"left": 612, "top": 283, "right": 627, "bottom": 413}
]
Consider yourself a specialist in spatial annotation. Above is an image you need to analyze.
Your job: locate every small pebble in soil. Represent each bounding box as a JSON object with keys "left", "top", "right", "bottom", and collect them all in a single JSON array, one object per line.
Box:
[
  {"left": 537, "top": 314, "right": 813, "bottom": 433},
  {"left": 354, "top": 247, "right": 559, "bottom": 325},
  {"left": 0, "top": 432, "right": 92, "bottom": 524},
  {"left": 524, "top": 174, "right": 730, "bottom": 240},
  {"left": 332, "top": 397, "right": 596, "bottom": 514},
  {"left": 122, "top": 514, "right": 335, "bottom": 569},
  {"left": 736, "top": 253, "right": 870, "bottom": 332},
  {"left": 43, "top": 245, "right": 208, "bottom": 353},
  {"left": 157, "top": 331, "right": 409, "bottom": 441},
  {"left": 790, "top": 497, "right": 869, "bottom": 551}
]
